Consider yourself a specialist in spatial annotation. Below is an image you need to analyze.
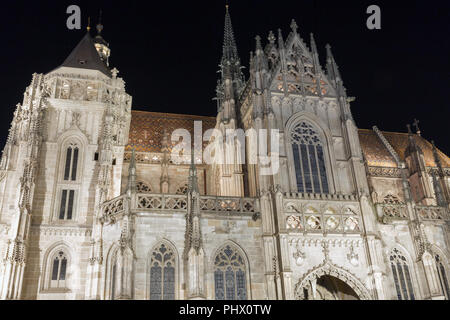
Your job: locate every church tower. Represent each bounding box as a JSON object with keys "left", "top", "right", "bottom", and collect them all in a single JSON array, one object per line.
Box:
[
  {"left": 0, "top": 21, "right": 132, "bottom": 299},
  {"left": 213, "top": 5, "right": 246, "bottom": 197}
]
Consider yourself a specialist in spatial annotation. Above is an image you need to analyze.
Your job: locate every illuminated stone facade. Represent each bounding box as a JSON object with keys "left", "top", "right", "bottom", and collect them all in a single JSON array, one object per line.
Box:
[{"left": 0, "top": 10, "right": 449, "bottom": 300}]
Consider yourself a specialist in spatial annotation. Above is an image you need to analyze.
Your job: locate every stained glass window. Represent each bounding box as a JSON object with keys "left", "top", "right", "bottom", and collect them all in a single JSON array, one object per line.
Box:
[
  {"left": 150, "top": 243, "right": 176, "bottom": 300},
  {"left": 214, "top": 245, "right": 247, "bottom": 300},
  {"left": 435, "top": 255, "right": 450, "bottom": 299},
  {"left": 390, "top": 248, "right": 415, "bottom": 300},
  {"left": 63, "top": 144, "right": 79, "bottom": 181},
  {"left": 50, "top": 251, "right": 67, "bottom": 289},
  {"left": 291, "top": 122, "right": 329, "bottom": 194}
]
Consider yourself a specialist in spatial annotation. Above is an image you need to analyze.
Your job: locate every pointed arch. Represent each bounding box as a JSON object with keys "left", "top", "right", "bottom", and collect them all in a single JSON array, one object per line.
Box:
[
  {"left": 41, "top": 241, "right": 73, "bottom": 293},
  {"left": 294, "top": 262, "right": 372, "bottom": 300},
  {"left": 211, "top": 241, "right": 251, "bottom": 300},
  {"left": 52, "top": 128, "right": 89, "bottom": 223},
  {"left": 104, "top": 243, "right": 120, "bottom": 300},
  {"left": 285, "top": 112, "right": 337, "bottom": 194},
  {"left": 431, "top": 245, "right": 450, "bottom": 299},
  {"left": 147, "top": 239, "right": 179, "bottom": 300},
  {"left": 388, "top": 247, "right": 416, "bottom": 300}
]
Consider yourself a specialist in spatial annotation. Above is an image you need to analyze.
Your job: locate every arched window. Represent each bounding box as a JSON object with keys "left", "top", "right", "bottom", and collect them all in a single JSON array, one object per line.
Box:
[
  {"left": 63, "top": 143, "right": 79, "bottom": 181},
  {"left": 435, "top": 255, "right": 450, "bottom": 299},
  {"left": 136, "top": 181, "right": 152, "bottom": 193},
  {"left": 291, "top": 121, "right": 329, "bottom": 194},
  {"left": 50, "top": 250, "right": 68, "bottom": 289},
  {"left": 149, "top": 243, "right": 176, "bottom": 300},
  {"left": 390, "top": 248, "right": 415, "bottom": 300},
  {"left": 214, "top": 245, "right": 247, "bottom": 300}
]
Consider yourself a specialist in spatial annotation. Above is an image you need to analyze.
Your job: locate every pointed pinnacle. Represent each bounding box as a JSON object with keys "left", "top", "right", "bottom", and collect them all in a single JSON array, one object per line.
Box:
[
  {"left": 310, "top": 33, "right": 318, "bottom": 53},
  {"left": 255, "top": 35, "right": 262, "bottom": 51},
  {"left": 222, "top": 5, "right": 239, "bottom": 63},
  {"left": 268, "top": 31, "right": 276, "bottom": 44},
  {"left": 278, "top": 29, "right": 285, "bottom": 49},
  {"left": 290, "top": 19, "right": 298, "bottom": 33},
  {"left": 326, "top": 44, "right": 333, "bottom": 61}
]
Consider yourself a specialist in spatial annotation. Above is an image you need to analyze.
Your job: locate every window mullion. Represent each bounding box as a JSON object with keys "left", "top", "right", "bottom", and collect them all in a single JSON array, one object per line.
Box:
[
  {"left": 298, "top": 144, "right": 306, "bottom": 192},
  {"left": 402, "top": 264, "right": 411, "bottom": 300},
  {"left": 314, "top": 145, "right": 323, "bottom": 193},
  {"left": 306, "top": 144, "right": 314, "bottom": 193}
]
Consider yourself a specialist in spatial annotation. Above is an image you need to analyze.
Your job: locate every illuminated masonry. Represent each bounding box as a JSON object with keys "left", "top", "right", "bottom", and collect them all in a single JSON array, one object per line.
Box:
[{"left": 0, "top": 8, "right": 449, "bottom": 300}]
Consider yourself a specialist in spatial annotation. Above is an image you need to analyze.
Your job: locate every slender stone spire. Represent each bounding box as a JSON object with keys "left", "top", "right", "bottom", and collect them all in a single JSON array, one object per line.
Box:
[
  {"left": 326, "top": 44, "right": 341, "bottom": 82},
  {"left": 216, "top": 4, "right": 245, "bottom": 122},
  {"left": 218, "top": 4, "right": 244, "bottom": 87},
  {"left": 222, "top": 5, "right": 239, "bottom": 67},
  {"left": 160, "top": 129, "right": 170, "bottom": 193},
  {"left": 188, "top": 146, "right": 199, "bottom": 193}
]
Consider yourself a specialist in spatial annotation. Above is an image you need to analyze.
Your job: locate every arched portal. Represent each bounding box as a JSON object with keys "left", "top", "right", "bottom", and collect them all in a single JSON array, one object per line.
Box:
[
  {"left": 294, "top": 263, "right": 372, "bottom": 300},
  {"left": 304, "top": 275, "right": 359, "bottom": 300}
]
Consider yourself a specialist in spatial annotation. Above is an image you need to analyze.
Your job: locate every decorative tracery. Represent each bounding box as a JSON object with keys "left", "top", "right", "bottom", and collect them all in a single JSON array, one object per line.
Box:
[
  {"left": 176, "top": 183, "right": 188, "bottom": 195},
  {"left": 149, "top": 243, "right": 176, "bottom": 300},
  {"left": 390, "top": 248, "right": 415, "bottom": 300},
  {"left": 214, "top": 245, "right": 247, "bottom": 300},
  {"left": 136, "top": 181, "right": 152, "bottom": 193},
  {"left": 291, "top": 122, "right": 329, "bottom": 194}
]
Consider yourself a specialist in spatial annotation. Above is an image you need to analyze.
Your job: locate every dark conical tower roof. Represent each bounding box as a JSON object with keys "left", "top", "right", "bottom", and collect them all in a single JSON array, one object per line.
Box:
[{"left": 60, "top": 32, "right": 111, "bottom": 77}]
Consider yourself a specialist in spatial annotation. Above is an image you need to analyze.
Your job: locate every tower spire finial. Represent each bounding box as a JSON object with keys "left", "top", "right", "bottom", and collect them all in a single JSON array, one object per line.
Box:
[{"left": 96, "top": 10, "right": 104, "bottom": 35}]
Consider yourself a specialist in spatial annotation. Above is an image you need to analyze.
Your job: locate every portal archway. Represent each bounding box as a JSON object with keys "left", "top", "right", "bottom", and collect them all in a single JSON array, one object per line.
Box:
[
  {"left": 304, "top": 275, "right": 359, "bottom": 300},
  {"left": 294, "top": 263, "right": 372, "bottom": 300}
]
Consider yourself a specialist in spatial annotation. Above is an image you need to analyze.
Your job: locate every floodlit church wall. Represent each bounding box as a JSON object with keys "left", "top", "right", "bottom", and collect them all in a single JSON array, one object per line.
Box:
[
  {"left": 121, "top": 161, "right": 208, "bottom": 195},
  {"left": 22, "top": 229, "right": 91, "bottom": 300},
  {"left": 103, "top": 213, "right": 265, "bottom": 300}
]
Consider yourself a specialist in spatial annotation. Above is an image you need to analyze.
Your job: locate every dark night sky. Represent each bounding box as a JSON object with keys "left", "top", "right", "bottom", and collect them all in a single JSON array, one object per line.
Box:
[{"left": 1, "top": 1, "right": 449, "bottom": 154}]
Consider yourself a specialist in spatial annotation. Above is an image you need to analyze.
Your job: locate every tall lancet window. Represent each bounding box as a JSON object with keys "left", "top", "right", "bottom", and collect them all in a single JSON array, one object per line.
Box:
[
  {"left": 435, "top": 255, "right": 450, "bottom": 299},
  {"left": 64, "top": 143, "right": 79, "bottom": 181},
  {"left": 390, "top": 248, "right": 415, "bottom": 300},
  {"left": 291, "top": 122, "right": 329, "bottom": 194},
  {"left": 51, "top": 251, "right": 68, "bottom": 289},
  {"left": 149, "top": 243, "right": 176, "bottom": 300},
  {"left": 214, "top": 245, "right": 247, "bottom": 300}
]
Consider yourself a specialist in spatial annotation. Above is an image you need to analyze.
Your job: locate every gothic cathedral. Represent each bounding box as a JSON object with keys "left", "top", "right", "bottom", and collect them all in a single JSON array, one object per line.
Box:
[{"left": 0, "top": 8, "right": 449, "bottom": 300}]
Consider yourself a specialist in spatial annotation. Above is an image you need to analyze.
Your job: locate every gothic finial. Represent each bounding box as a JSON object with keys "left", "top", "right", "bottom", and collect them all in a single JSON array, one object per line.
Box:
[
  {"left": 268, "top": 30, "right": 276, "bottom": 44},
  {"left": 290, "top": 19, "right": 298, "bottom": 33},
  {"left": 255, "top": 35, "right": 262, "bottom": 51},
  {"left": 326, "top": 44, "right": 333, "bottom": 61},
  {"left": 413, "top": 118, "right": 421, "bottom": 136},
  {"left": 277, "top": 29, "right": 284, "bottom": 49},
  {"left": 96, "top": 10, "right": 104, "bottom": 35}
]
